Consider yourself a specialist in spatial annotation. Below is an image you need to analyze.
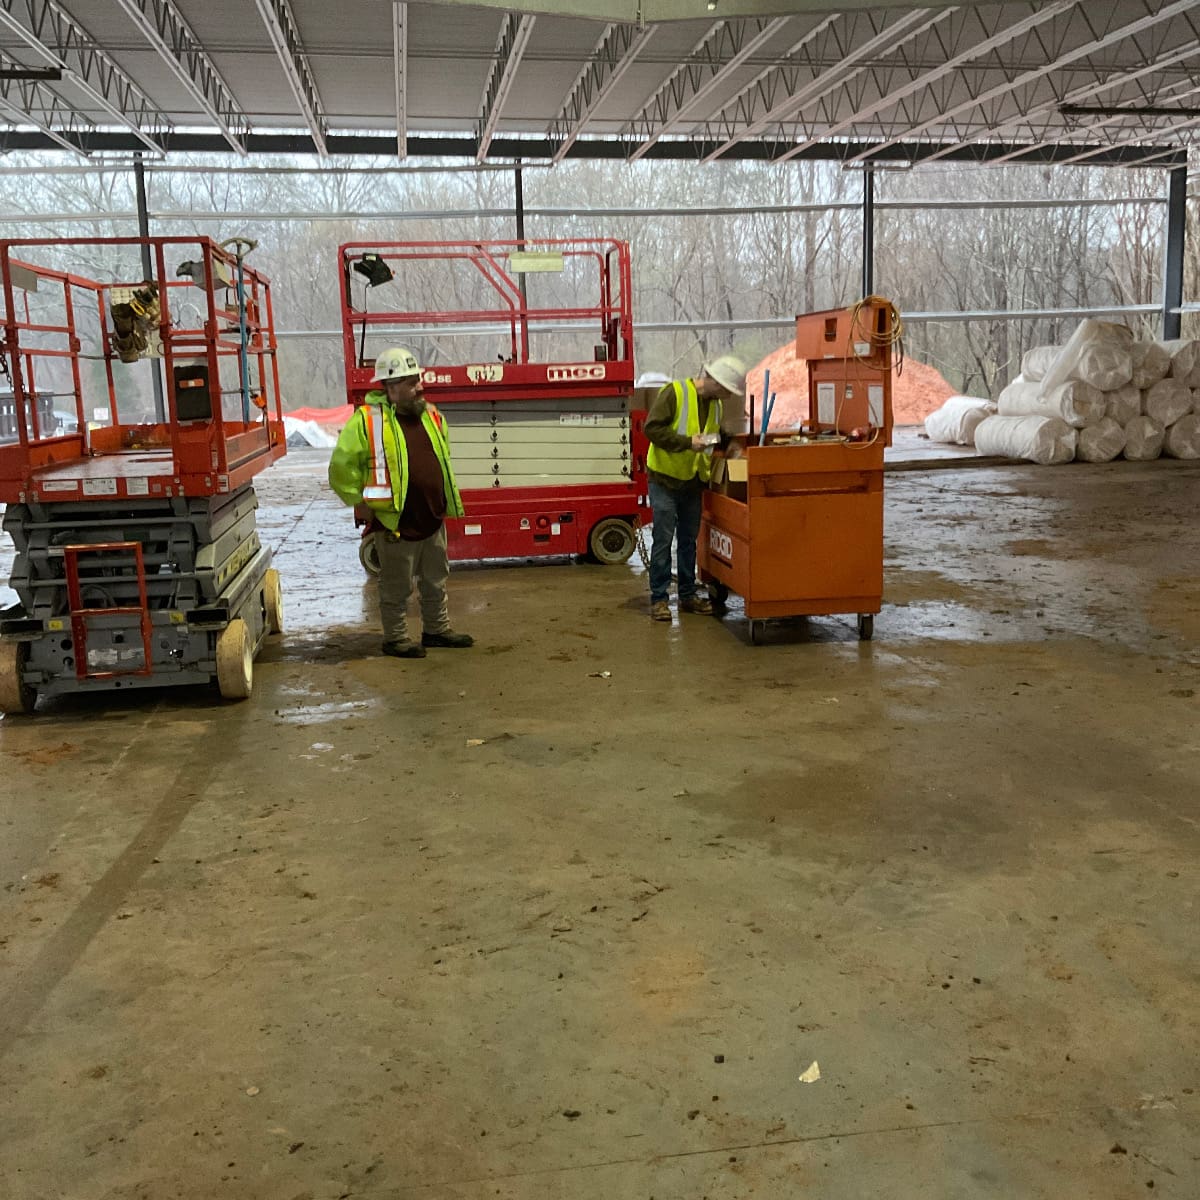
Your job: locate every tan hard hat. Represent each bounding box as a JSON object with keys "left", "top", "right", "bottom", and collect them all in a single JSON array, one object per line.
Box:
[{"left": 703, "top": 353, "right": 747, "bottom": 396}]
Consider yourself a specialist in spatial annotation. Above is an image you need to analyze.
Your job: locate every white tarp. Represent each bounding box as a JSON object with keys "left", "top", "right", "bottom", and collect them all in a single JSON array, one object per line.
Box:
[
  {"left": 283, "top": 417, "right": 339, "bottom": 449},
  {"left": 923, "top": 395, "right": 995, "bottom": 445},
  {"left": 1164, "top": 414, "right": 1200, "bottom": 459},
  {"left": 1076, "top": 417, "right": 1126, "bottom": 463},
  {"left": 1124, "top": 415, "right": 1165, "bottom": 460},
  {"left": 974, "top": 415, "right": 1077, "bottom": 465}
]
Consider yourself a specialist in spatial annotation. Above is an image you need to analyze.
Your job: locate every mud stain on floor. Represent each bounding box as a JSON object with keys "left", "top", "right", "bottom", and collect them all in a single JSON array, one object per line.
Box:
[
  {"left": 884, "top": 569, "right": 977, "bottom": 606},
  {"left": 1144, "top": 575, "right": 1200, "bottom": 643}
]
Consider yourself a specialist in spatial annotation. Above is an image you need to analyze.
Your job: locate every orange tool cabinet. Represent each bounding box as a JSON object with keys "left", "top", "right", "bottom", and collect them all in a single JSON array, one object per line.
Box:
[
  {"left": 696, "top": 298, "right": 897, "bottom": 644},
  {"left": 698, "top": 438, "right": 883, "bottom": 643}
]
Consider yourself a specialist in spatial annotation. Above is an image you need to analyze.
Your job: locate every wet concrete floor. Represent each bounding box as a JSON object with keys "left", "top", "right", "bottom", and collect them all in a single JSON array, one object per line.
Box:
[{"left": 1, "top": 447, "right": 1198, "bottom": 1199}]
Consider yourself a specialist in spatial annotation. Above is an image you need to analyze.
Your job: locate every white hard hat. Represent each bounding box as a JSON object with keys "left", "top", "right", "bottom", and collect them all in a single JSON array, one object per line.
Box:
[
  {"left": 703, "top": 353, "right": 747, "bottom": 396},
  {"left": 372, "top": 346, "right": 421, "bottom": 382}
]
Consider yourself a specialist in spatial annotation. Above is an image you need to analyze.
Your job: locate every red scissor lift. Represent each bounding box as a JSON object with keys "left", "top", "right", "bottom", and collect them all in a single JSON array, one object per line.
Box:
[
  {"left": 338, "top": 239, "right": 648, "bottom": 567},
  {"left": 0, "top": 236, "right": 286, "bottom": 714}
]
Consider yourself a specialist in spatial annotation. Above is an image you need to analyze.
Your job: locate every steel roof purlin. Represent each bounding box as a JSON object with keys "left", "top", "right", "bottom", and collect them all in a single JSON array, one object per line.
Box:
[
  {"left": 253, "top": 0, "right": 329, "bottom": 156},
  {"left": 620, "top": 15, "right": 792, "bottom": 163},
  {"left": 848, "top": 0, "right": 1200, "bottom": 166},
  {"left": 547, "top": 21, "right": 658, "bottom": 164},
  {"left": 771, "top": 0, "right": 1077, "bottom": 165},
  {"left": 0, "top": 0, "right": 172, "bottom": 155},
  {"left": 394, "top": 1, "right": 408, "bottom": 159},
  {"left": 476, "top": 12, "right": 536, "bottom": 163},
  {"left": 112, "top": 0, "right": 251, "bottom": 156}
]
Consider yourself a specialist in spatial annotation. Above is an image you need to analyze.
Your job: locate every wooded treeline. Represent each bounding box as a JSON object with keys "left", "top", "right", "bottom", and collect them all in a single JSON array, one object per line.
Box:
[{"left": 0, "top": 152, "right": 1193, "bottom": 417}]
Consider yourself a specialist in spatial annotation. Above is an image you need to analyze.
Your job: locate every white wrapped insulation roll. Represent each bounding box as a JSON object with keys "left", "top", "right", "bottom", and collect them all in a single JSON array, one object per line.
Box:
[
  {"left": 1076, "top": 417, "right": 1126, "bottom": 463},
  {"left": 1124, "top": 415, "right": 1165, "bottom": 460},
  {"left": 1142, "top": 377, "right": 1192, "bottom": 427},
  {"left": 1131, "top": 340, "right": 1171, "bottom": 388},
  {"left": 1020, "top": 345, "right": 1060, "bottom": 382},
  {"left": 1040, "top": 319, "right": 1134, "bottom": 394},
  {"left": 1161, "top": 338, "right": 1197, "bottom": 379},
  {"left": 1104, "top": 385, "right": 1141, "bottom": 426},
  {"left": 923, "top": 395, "right": 995, "bottom": 445},
  {"left": 1074, "top": 343, "right": 1133, "bottom": 391},
  {"left": 997, "top": 378, "right": 1104, "bottom": 427},
  {"left": 974, "top": 415, "right": 1077, "bottom": 465},
  {"left": 1163, "top": 414, "right": 1200, "bottom": 459}
]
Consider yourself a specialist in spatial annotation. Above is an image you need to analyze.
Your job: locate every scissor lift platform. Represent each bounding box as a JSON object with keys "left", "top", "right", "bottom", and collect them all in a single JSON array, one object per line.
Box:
[{"left": 0, "top": 236, "right": 286, "bottom": 713}]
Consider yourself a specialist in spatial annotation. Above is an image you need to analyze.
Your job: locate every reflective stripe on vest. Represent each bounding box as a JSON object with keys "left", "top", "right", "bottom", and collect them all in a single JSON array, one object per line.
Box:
[{"left": 361, "top": 405, "right": 392, "bottom": 501}]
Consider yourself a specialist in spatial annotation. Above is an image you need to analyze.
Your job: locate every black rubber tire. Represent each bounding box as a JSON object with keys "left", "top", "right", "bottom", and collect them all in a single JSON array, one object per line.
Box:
[
  {"left": 0, "top": 640, "right": 37, "bottom": 714},
  {"left": 588, "top": 518, "right": 636, "bottom": 565},
  {"left": 707, "top": 581, "right": 730, "bottom": 608},
  {"left": 359, "top": 534, "right": 381, "bottom": 577}
]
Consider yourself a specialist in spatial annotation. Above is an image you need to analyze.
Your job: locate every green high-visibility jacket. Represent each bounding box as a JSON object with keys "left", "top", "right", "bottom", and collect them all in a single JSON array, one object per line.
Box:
[
  {"left": 646, "top": 380, "right": 722, "bottom": 483},
  {"left": 327, "top": 391, "right": 465, "bottom": 532}
]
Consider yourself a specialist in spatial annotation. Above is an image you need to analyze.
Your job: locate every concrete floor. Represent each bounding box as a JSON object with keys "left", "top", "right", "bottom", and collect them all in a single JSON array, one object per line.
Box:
[{"left": 1, "top": 446, "right": 1198, "bottom": 1199}]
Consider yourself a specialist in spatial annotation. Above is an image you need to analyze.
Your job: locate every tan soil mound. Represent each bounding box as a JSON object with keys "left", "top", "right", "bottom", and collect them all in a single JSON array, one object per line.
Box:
[{"left": 746, "top": 341, "right": 958, "bottom": 429}]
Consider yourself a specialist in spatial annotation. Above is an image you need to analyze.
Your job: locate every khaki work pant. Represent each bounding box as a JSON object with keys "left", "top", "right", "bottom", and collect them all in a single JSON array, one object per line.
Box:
[{"left": 374, "top": 524, "right": 452, "bottom": 644}]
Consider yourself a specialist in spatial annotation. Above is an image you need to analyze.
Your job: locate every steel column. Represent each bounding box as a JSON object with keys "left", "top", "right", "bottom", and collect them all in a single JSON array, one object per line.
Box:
[
  {"left": 134, "top": 153, "right": 166, "bottom": 422},
  {"left": 862, "top": 167, "right": 874, "bottom": 298},
  {"left": 1162, "top": 165, "right": 1186, "bottom": 340}
]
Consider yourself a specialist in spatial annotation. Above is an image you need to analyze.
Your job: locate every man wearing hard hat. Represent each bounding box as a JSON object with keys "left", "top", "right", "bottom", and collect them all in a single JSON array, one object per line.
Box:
[
  {"left": 643, "top": 353, "right": 747, "bottom": 622},
  {"left": 328, "top": 347, "right": 474, "bottom": 658}
]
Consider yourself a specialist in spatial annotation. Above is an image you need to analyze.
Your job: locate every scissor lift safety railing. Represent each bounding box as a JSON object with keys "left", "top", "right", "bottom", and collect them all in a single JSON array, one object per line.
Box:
[
  {"left": 0, "top": 237, "right": 286, "bottom": 713},
  {"left": 62, "top": 541, "right": 154, "bottom": 682},
  {"left": 0, "top": 236, "right": 286, "bottom": 505},
  {"left": 338, "top": 238, "right": 649, "bottom": 565}
]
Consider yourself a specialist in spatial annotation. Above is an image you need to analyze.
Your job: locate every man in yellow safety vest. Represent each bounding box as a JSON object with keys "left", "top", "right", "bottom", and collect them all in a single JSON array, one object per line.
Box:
[
  {"left": 328, "top": 346, "right": 474, "bottom": 659},
  {"left": 643, "top": 353, "right": 747, "bottom": 622}
]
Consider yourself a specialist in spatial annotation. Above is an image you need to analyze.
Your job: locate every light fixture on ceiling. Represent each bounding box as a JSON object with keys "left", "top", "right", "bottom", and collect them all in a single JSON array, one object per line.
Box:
[{"left": 706, "top": 0, "right": 717, "bottom": 10}]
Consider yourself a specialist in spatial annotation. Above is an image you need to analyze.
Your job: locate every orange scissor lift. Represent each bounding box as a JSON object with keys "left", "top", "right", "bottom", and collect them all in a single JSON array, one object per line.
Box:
[
  {"left": 698, "top": 299, "right": 897, "bottom": 644},
  {"left": 0, "top": 236, "right": 286, "bottom": 713},
  {"left": 339, "top": 239, "right": 648, "bottom": 568}
]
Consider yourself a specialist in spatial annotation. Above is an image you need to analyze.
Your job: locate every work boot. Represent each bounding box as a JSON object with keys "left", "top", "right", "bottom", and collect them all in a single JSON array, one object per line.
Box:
[
  {"left": 650, "top": 599, "right": 671, "bottom": 622},
  {"left": 421, "top": 631, "right": 474, "bottom": 648},
  {"left": 382, "top": 640, "right": 426, "bottom": 659},
  {"left": 679, "top": 595, "right": 714, "bottom": 615}
]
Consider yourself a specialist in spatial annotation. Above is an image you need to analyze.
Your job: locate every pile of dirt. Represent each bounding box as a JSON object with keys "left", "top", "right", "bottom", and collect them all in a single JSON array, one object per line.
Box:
[{"left": 745, "top": 340, "right": 958, "bottom": 428}]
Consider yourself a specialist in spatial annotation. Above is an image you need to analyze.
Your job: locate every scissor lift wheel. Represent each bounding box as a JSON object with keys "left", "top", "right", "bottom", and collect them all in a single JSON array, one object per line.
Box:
[
  {"left": 359, "top": 534, "right": 381, "bottom": 577},
  {"left": 263, "top": 568, "right": 284, "bottom": 634},
  {"left": 215, "top": 618, "right": 253, "bottom": 699},
  {"left": 589, "top": 517, "right": 636, "bottom": 565},
  {"left": 0, "top": 641, "right": 37, "bottom": 715}
]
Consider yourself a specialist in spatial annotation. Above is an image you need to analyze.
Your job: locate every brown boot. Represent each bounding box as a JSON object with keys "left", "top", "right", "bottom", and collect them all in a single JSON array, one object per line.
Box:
[
  {"left": 679, "top": 595, "right": 713, "bottom": 615},
  {"left": 650, "top": 599, "right": 671, "bottom": 622}
]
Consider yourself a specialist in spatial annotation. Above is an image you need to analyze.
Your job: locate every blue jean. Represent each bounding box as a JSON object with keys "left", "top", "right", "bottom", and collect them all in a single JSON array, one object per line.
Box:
[{"left": 649, "top": 477, "right": 703, "bottom": 604}]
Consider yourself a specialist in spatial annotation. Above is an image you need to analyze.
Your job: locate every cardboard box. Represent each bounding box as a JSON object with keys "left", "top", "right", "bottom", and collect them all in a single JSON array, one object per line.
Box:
[{"left": 710, "top": 454, "right": 747, "bottom": 501}]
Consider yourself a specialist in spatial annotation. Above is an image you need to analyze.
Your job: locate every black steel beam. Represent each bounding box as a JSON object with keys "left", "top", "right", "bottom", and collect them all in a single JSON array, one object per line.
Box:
[
  {"left": 0, "top": 128, "right": 1187, "bottom": 168},
  {"left": 1161, "top": 165, "right": 1186, "bottom": 340},
  {"left": 862, "top": 166, "right": 874, "bottom": 299}
]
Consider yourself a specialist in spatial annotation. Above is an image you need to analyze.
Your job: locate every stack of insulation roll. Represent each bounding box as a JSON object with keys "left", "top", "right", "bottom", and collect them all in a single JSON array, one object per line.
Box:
[{"left": 969, "top": 319, "right": 1200, "bottom": 465}]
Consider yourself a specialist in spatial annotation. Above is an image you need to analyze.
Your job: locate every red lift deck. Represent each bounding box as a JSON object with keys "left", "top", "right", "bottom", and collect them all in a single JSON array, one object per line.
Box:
[{"left": 338, "top": 239, "right": 648, "bottom": 566}]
